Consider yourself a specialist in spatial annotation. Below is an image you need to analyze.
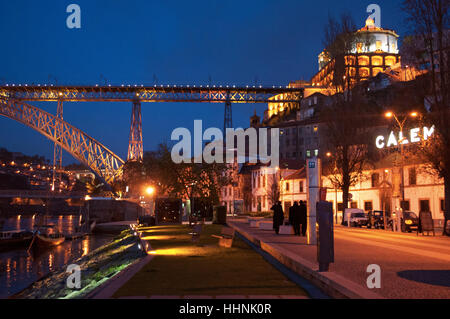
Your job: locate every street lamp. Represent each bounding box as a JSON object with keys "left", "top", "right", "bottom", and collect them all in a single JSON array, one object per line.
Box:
[
  {"left": 384, "top": 111, "right": 419, "bottom": 229},
  {"left": 145, "top": 186, "right": 155, "bottom": 196},
  {"left": 326, "top": 152, "right": 339, "bottom": 224}
]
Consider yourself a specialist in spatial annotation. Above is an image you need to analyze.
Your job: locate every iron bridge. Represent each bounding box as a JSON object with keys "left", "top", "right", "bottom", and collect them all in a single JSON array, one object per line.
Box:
[{"left": 0, "top": 84, "right": 303, "bottom": 187}]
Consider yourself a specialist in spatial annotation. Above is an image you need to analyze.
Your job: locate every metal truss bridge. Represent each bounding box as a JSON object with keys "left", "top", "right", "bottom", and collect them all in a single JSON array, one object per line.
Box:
[{"left": 0, "top": 84, "right": 303, "bottom": 187}]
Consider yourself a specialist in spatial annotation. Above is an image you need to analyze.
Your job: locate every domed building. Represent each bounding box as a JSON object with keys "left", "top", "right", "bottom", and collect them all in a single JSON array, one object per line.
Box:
[{"left": 311, "top": 17, "right": 401, "bottom": 87}]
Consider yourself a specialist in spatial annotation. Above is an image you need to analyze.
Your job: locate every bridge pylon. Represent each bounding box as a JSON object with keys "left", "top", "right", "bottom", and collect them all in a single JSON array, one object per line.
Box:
[
  {"left": 52, "top": 99, "right": 63, "bottom": 191},
  {"left": 127, "top": 100, "right": 143, "bottom": 162},
  {"left": 224, "top": 99, "right": 232, "bottom": 133}
]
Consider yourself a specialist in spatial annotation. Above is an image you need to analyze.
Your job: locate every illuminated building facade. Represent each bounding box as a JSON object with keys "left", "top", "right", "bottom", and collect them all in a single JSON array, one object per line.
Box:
[{"left": 311, "top": 18, "right": 401, "bottom": 87}]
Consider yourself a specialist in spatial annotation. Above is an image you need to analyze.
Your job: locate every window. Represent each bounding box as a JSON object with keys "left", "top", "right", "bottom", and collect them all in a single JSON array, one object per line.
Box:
[
  {"left": 257, "top": 176, "right": 261, "bottom": 188},
  {"left": 359, "top": 67, "right": 370, "bottom": 77},
  {"left": 286, "top": 182, "right": 290, "bottom": 191},
  {"left": 262, "top": 175, "right": 266, "bottom": 188},
  {"left": 356, "top": 43, "right": 363, "bottom": 53},
  {"left": 401, "top": 200, "right": 410, "bottom": 211},
  {"left": 300, "top": 181, "right": 304, "bottom": 193},
  {"left": 372, "top": 56, "right": 383, "bottom": 66},
  {"left": 441, "top": 199, "right": 445, "bottom": 212},
  {"left": 351, "top": 202, "right": 358, "bottom": 208},
  {"left": 371, "top": 173, "right": 380, "bottom": 187},
  {"left": 314, "top": 149, "right": 319, "bottom": 156},
  {"left": 409, "top": 167, "right": 417, "bottom": 185},
  {"left": 313, "top": 125, "right": 318, "bottom": 133},
  {"left": 419, "top": 199, "right": 430, "bottom": 212},
  {"left": 299, "top": 138, "right": 304, "bottom": 145},
  {"left": 306, "top": 150, "right": 311, "bottom": 158},
  {"left": 364, "top": 201, "right": 373, "bottom": 211},
  {"left": 376, "top": 40, "right": 382, "bottom": 51},
  {"left": 337, "top": 203, "right": 344, "bottom": 212}
]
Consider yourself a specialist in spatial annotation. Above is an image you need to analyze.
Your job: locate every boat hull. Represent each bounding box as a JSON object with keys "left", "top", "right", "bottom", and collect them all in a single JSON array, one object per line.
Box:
[{"left": 36, "top": 234, "right": 65, "bottom": 247}]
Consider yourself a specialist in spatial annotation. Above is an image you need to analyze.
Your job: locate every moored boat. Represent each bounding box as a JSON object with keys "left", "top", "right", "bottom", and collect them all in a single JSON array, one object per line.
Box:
[
  {"left": 35, "top": 232, "right": 65, "bottom": 247},
  {"left": 30, "top": 225, "right": 65, "bottom": 248},
  {"left": 0, "top": 230, "right": 34, "bottom": 248}
]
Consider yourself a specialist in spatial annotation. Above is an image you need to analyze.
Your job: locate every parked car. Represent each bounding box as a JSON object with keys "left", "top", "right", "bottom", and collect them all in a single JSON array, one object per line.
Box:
[
  {"left": 401, "top": 211, "right": 419, "bottom": 232},
  {"left": 367, "top": 210, "right": 389, "bottom": 229},
  {"left": 343, "top": 208, "right": 369, "bottom": 227},
  {"left": 386, "top": 211, "right": 419, "bottom": 232}
]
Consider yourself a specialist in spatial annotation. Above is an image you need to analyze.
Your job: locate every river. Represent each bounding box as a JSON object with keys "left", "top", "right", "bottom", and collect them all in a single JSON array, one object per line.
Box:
[{"left": 0, "top": 215, "right": 114, "bottom": 298}]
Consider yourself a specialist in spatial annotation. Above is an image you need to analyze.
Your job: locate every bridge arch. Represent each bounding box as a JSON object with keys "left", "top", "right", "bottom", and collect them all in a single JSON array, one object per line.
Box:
[{"left": 0, "top": 98, "right": 124, "bottom": 185}]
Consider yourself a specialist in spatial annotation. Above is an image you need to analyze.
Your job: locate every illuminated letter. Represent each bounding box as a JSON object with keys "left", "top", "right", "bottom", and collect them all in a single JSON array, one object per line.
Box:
[
  {"left": 366, "top": 264, "right": 381, "bottom": 289},
  {"left": 375, "top": 136, "right": 385, "bottom": 149},
  {"left": 367, "top": 4, "right": 381, "bottom": 28},
  {"left": 424, "top": 126, "right": 435, "bottom": 140},
  {"left": 386, "top": 131, "right": 398, "bottom": 147},
  {"left": 410, "top": 128, "right": 420, "bottom": 143},
  {"left": 203, "top": 127, "right": 223, "bottom": 164},
  {"left": 399, "top": 131, "right": 409, "bottom": 144},
  {"left": 171, "top": 127, "right": 191, "bottom": 163},
  {"left": 66, "top": 4, "right": 81, "bottom": 29}
]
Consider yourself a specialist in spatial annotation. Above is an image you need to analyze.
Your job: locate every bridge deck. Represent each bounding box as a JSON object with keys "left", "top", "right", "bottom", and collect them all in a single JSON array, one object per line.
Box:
[{"left": 0, "top": 85, "right": 303, "bottom": 103}]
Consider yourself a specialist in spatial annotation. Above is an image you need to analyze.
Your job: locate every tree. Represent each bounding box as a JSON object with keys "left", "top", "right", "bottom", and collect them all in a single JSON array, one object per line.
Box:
[
  {"left": 321, "top": 13, "right": 376, "bottom": 215},
  {"left": 402, "top": 0, "right": 450, "bottom": 235},
  {"left": 126, "top": 143, "right": 231, "bottom": 215},
  {"left": 266, "top": 172, "right": 280, "bottom": 208}
]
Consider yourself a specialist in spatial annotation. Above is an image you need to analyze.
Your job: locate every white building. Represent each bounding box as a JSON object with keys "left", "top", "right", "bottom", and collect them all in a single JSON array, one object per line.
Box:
[{"left": 322, "top": 156, "right": 446, "bottom": 227}]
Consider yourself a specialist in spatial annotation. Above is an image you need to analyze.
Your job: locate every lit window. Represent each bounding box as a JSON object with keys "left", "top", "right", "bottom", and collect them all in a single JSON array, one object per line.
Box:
[{"left": 376, "top": 41, "right": 382, "bottom": 51}]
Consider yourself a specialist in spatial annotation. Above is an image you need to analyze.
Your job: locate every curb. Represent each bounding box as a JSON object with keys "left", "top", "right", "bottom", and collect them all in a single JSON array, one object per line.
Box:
[
  {"left": 85, "top": 254, "right": 154, "bottom": 299},
  {"left": 228, "top": 221, "right": 383, "bottom": 299}
]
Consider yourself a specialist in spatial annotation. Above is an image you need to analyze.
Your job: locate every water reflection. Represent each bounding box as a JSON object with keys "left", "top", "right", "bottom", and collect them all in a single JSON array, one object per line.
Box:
[{"left": 0, "top": 215, "right": 113, "bottom": 298}]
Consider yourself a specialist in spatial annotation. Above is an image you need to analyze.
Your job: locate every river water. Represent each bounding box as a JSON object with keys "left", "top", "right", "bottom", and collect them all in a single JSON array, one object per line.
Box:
[{"left": 0, "top": 215, "right": 114, "bottom": 298}]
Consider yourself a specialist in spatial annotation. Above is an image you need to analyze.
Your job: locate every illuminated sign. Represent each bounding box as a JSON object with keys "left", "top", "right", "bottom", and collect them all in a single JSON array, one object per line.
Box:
[{"left": 375, "top": 126, "right": 434, "bottom": 149}]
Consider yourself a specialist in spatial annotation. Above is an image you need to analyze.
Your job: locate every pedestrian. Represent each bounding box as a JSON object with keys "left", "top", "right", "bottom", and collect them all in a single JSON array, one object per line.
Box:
[
  {"left": 272, "top": 201, "right": 284, "bottom": 235},
  {"left": 299, "top": 200, "right": 307, "bottom": 236},
  {"left": 290, "top": 201, "right": 301, "bottom": 236}
]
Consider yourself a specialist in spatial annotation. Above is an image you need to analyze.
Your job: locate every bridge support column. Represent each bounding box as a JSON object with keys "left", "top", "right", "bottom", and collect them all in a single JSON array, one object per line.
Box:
[
  {"left": 52, "top": 99, "right": 63, "bottom": 191},
  {"left": 127, "top": 100, "right": 143, "bottom": 162},
  {"left": 224, "top": 99, "right": 232, "bottom": 133}
]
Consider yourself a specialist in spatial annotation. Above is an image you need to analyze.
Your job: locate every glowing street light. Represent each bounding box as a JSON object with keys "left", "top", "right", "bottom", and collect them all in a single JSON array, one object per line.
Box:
[{"left": 145, "top": 186, "right": 155, "bottom": 196}]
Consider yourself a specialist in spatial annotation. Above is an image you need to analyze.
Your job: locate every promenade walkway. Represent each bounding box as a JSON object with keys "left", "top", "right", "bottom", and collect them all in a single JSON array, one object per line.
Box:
[{"left": 228, "top": 218, "right": 450, "bottom": 299}]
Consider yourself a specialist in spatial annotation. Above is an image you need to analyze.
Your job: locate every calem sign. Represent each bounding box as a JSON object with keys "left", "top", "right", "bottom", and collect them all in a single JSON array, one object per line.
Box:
[{"left": 375, "top": 126, "right": 435, "bottom": 149}]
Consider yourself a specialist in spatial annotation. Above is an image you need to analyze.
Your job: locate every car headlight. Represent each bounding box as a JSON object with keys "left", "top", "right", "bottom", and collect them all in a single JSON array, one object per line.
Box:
[{"left": 405, "top": 220, "right": 412, "bottom": 225}]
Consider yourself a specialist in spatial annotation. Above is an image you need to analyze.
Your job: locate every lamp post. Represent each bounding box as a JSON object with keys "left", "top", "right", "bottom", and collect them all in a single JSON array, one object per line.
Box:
[
  {"left": 144, "top": 186, "right": 155, "bottom": 216},
  {"left": 326, "top": 152, "right": 339, "bottom": 224},
  {"left": 384, "top": 111, "right": 418, "bottom": 230}
]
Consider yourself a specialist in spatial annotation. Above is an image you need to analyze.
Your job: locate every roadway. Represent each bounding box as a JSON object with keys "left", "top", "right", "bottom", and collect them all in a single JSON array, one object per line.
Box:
[{"left": 229, "top": 218, "right": 450, "bottom": 299}]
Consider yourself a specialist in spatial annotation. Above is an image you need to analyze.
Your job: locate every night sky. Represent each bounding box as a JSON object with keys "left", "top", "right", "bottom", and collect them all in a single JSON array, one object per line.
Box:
[{"left": 0, "top": 0, "right": 407, "bottom": 164}]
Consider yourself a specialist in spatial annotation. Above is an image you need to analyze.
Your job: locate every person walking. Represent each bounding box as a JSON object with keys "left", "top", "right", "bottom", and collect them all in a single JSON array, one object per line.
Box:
[
  {"left": 272, "top": 201, "right": 284, "bottom": 235},
  {"left": 299, "top": 200, "right": 307, "bottom": 236},
  {"left": 290, "top": 201, "right": 301, "bottom": 236}
]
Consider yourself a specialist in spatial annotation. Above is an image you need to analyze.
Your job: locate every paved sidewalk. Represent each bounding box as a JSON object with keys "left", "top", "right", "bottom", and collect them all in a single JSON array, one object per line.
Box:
[{"left": 228, "top": 218, "right": 450, "bottom": 299}]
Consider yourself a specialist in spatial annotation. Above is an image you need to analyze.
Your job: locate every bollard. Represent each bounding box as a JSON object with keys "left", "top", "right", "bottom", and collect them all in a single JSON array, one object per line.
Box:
[{"left": 316, "top": 201, "right": 334, "bottom": 272}]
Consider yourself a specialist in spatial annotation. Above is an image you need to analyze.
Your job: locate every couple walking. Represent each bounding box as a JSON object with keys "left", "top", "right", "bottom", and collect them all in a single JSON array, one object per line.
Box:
[{"left": 271, "top": 201, "right": 307, "bottom": 236}]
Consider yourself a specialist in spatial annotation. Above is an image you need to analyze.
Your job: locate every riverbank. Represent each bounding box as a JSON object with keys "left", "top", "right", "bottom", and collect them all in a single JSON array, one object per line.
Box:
[{"left": 11, "top": 229, "right": 145, "bottom": 299}]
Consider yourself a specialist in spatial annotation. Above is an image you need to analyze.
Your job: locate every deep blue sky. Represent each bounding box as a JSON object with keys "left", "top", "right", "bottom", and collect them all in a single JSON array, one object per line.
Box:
[{"left": 0, "top": 0, "right": 406, "bottom": 164}]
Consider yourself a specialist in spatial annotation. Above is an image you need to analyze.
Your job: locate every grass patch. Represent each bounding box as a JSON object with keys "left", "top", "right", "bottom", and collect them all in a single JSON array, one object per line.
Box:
[{"left": 113, "top": 224, "right": 307, "bottom": 297}]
